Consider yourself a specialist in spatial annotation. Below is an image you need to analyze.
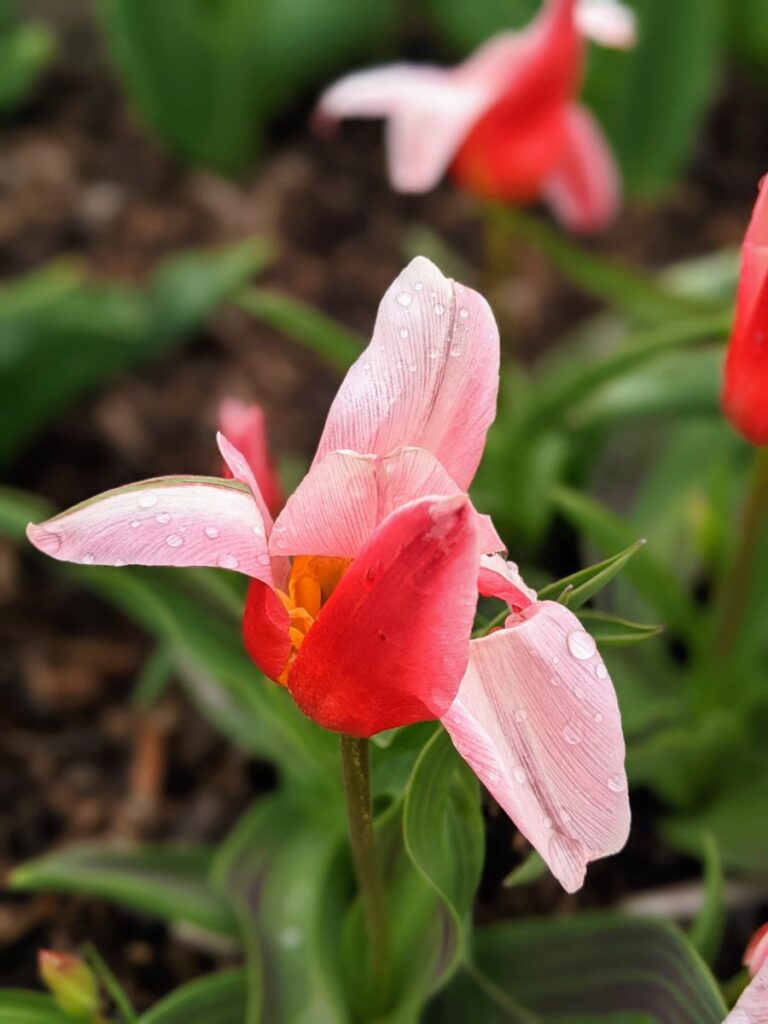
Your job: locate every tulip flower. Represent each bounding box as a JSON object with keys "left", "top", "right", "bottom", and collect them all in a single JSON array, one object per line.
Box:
[
  {"left": 27, "top": 256, "right": 629, "bottom": 892},
  {"left": 724, "top": 931, "right": 768, "bottom": 1022},
  {"left": 315, "top": 0, "right": 635, "bottom": 233},
  {"left": 218, "top": 398, "right": 284, "bottom": 516},
  {"left": 722, "top": 177, "right": 768, "bottom": 446}
]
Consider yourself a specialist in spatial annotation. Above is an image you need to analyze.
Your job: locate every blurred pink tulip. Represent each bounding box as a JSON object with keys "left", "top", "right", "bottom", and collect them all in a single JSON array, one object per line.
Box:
[
  {"left": 27, "top": 256, "right": 629, "bottom": 890},
  {"left": 315, "top": 0, "right": 634, "bottom": 233},
  {"left": 218, "top": 399, "right": 284, "bottom": 517}
]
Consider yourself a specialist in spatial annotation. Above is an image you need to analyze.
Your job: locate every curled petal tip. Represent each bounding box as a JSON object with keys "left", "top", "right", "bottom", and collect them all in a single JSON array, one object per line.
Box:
[{"left": 27, "top": 521, "right": 62, "bottom": 557}]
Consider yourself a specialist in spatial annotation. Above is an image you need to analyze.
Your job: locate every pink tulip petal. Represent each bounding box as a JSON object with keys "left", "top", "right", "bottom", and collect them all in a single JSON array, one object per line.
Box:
[
  {"left": 542, "top": 104, "right": 620, "bottom": 234},
  {"left": 218, "top": 399, "right": 284, "bottom": 518},
  {"left": 442, "top": 600, "right": 629, "bottom": 892},
  {"left": 725, "top": 958, "right": 768, "bottom": 1023},
  {"left": 26, "top": 476, "right": 274, "bottom": 583},
  {"left": 316, "top": 65, "right": 491, "bottom": 192},
  {"left": 745, "top": 925, "right": 768, "bottom": 979},
  {"left": 314, "top": 257, "right": 499, "bottom": 492},
  {"left": 288, "top": 495, "right": 479, "bottom": 737},
  {"left": 478, "top": 553, "right": 537, "bottom": 611},
  {"left": 271, "top": 445, "right": 503, "bottom": 559},
  {"left": 575, "top": 0, "right": 637, "bottom": 49},
  {"left": 217, "top": 431, "right": 274, "bottom": 531}
]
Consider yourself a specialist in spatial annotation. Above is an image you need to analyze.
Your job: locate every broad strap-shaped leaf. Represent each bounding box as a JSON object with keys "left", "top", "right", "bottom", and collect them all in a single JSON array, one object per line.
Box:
[
  {"left": 313, "top": 257, "right": 499, "bottom": 493},
  {"left": 9, "top": 844, "right": 238, "bottom": 938},
  {"left": 272, "top": 446, "right": 502, "bottom": 559},
  {"left": 435, "top": 913, "right": 726, "bottom": 1023},
  {"left": 26, "top": 476, "right": 273, "bottom": 582},
  {"left": 140, "top": 970, "right": 248, "bottom": 1024},
  {"left": 212, "top": 793, "right": 349, "bottom": 1024},
  {"left": 0, "top": 992, "right": 71, "bottom": 1024}
]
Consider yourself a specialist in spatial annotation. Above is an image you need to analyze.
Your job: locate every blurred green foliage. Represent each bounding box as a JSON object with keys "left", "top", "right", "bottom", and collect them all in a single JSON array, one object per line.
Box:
[
  {"left": 0, "top": 0, "right": 54, "bottom": 114},
  {"left": 96, "top": 0, "right": 395, "bottom": 175}
]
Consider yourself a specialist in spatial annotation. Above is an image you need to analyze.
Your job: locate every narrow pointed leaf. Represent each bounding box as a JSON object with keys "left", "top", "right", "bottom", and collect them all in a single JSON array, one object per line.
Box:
[
  {"left": 9, "top": 845, "right": 238, "bottom": 937},
  {"left": 502, "top": 851, "right": 547, "bottom": 889},
  {"left": 576, "top": 609, "right": 663, "bottom": 646},
  {"left": 537, "top": 538, "right": 646, "bottom": 608},
  {"left": 689, "top": 833, "right": 725, "bottom": 966},
  {"left": 140, "top": 971, "right": 248, "bottom": 1024}
]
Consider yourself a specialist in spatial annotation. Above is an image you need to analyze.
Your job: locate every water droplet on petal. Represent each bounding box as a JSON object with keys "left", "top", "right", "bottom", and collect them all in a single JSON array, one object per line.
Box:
[
  {"left": 363, "top": 362, "right": 372, "bottom": 373},
  {"left": 428, "top": 347, "right": 439, "bottom": 359},
  {"left": 450, "top": 344, "right": 462, "bottom": 357},
  {"left": 130, "top": 520, "right": 141, "bottom": 529},
  {"left": 542, "top": 816, "right": 553, "bottom": 830},
  {"left": 563, "top": 722, "right": 582, "bottom": 745},
  {"left": 218, "top": 553, "right": 239, "bottom": 570},
  {"left": 549, "top": 675, "right": 560, "bottom": 686},
  {"left": 155, "top": 512, "right": 171, "bottom": 525},
  {"left": 166, "top": 534, "right": 183, "bottom": 548},
  {"left": 396, "top": 291, "right": 412, "bottom": 307},
  {"left": 573, "top": 685, "right": 586, "bottom": 700},
  {"left": 459, "top": 308, "right": 469, "bottom": 319},
  {"left": 414, "top": 281, "right": 424, "bottom": 291},
  {"left": 514, "top": 709, "right": 527, "bottom": 723},
  {"left": 552, "top": 656, "right": 560, "bottom": 665},
  {"left": 433, "top": 303, "right": 445, "bottom": 315},
  {"left": 408, "top": 363, "right": 417, "bottom": 373},
  {"left": 595, "top": 663, "right": 608, "bottom": 680},
  {"left": 513, "top": 767, "right": 526, "bottom": 784},
  {"left": 568, "top": 630, "right": 596, "bottom": 661},
  {"left": 607, "top": 774, "right": 626, "bottom": 793},
  {"left": 205, "top": 526, "right": 219, "bottom": 539},
  {"left": 82, "top": 553, "right": 95, "bottom": 565},
  {"left": 138, "top": 491, "right": 157, "bottom": 508},
  {"left": 257, "top": 553, "right": 270, "bottom": 566},
  {"left": 399, "top": 328, "right": 408, "bottom": 338},
  {"left": 253, "top": 524, "right": 264, "bottom": 536},
  {"left": 594, "top": 711, "right": 604, "bottom": 723}
]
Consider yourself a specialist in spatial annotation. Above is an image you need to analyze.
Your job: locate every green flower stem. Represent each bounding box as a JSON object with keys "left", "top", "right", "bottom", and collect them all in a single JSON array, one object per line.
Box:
[
  {"left": 716, "top": 444, "right": 768, "bottom": 663},
  {"left": 339, "top": 734, "right": 391, "bottom": 1001}
]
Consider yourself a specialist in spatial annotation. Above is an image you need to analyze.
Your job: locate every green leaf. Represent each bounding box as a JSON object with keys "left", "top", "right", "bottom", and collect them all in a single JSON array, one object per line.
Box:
[
  {"left": 236, "top": 287, "right": 364, "bottom": 372},
  {"left": 663, "top": 771, "right": 768, "bottom": 876},
  {"left": 551, "top": 485, "right": 696, "bottom": 640},
  {"left": 140, "top": 971, "right": 248, "bottom": 1024},
  {"left": 689, "top": 833, "right": 725, "bottom": 966},
  {"left": 0, "top": 242, "right": 268, "bottom": 463},
  {"left": 212, "top": 792, "right": 349, "bottom": 1024},
  {"left": 576, "top": 610, "right": 663, "bottom": 647},
  {"left": 0, "top": 18, "right": 54, "bottom": 114},
  {"left": 403, "top": 728, "right": 484, "bottom": 928},
  {"left": 9, "top": 844, "right": 238, "bottom": 938},
  {"left": 585, "top": 0, "right": 722, "bottom": 195},
  {"left": 727, "top": 0, "right": 768, "bottom": 74},
  {"left": 537, "top": 539, "right": 647, "bottom": 609},
  {"left": 502, "top": 851, "right": 547, "bottom": 889},
  {"left": 434, "top": 913, "right": 726, "bottom": 1023},
  {"left": 0, "top": 992, "right": 71, "bottom": 1024}
]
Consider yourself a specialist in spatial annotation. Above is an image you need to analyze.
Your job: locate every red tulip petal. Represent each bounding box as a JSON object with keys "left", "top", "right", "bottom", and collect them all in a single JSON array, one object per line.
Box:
[
  {"left": 242, "top": 578, "right": 292, "bottom": 681},
  {"left": 442, "top": 600, "right": 629, "bottom": 892},
  {"left": 542, "top": 103, "right": 620, "bottom": 233},
  {"left": 314, "top": 257, "right": 499, "bottom": 491},
  {"left": 722, "top": 177, "right": 768, "bottom": 445},
  {"left": 271, "top": 445, "right": 503, "bottom": 559},
  {"left": 287, "top": 495, "right": 479, "bottom": 736}
]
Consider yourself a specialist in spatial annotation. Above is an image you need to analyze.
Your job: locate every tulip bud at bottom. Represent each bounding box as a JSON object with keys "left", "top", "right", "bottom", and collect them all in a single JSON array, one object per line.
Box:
[{"left": 39, "top": 950, "right": 101, "bottom": 1020}]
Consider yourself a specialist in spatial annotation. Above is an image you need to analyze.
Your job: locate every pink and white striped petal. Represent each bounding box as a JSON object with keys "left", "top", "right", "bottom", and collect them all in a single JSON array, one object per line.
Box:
[
  {"left": 314, "top": 258, "right": 499, "bottom": 492},
  {"left": 315, "top": 65, "right": 489, "bottom": 192},
  {"left": 542, "top": 104, "right": 620, "bottom": 234},
  {"left": 26, "top": 476, "right": 273, "bottom": 583},
  {"left": 725, "top": 957, "right": 768, "bottom": 1023},
  {"left": 217, "top": 431, "right": 274, "bottom": 531},
  {"left": 442, "top": 600, "right": 629, "bottom": 892},
  {"left": 218, "top": 399, "right": 284, "bottom": 518},
  {"left": 575, "top": 0, "right": 637, "bottom": 49},
  {"left": 271, "top": 446, "right": 503, "bottom": 559},
  {"left": 478, "top": 553, "right": 537, "bottom": 611}
]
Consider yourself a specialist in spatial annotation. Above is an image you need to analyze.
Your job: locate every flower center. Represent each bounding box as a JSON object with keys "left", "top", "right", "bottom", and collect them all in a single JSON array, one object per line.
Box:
[{"left": 275, "top": 555, "right": 351, "bottom": 682}]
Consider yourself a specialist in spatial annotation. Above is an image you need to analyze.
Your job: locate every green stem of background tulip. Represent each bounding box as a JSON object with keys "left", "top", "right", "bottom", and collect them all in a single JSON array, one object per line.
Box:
[
  {"left": 715, "top": 444, "right": 768, "bottom": 666},
  {"left": 340, "top": 735, "right": 391, "bottom": 1003}
]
